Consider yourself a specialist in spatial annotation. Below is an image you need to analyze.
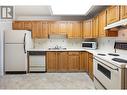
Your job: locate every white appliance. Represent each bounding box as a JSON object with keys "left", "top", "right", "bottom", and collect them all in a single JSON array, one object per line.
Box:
[
  {"left": 0, "top": 21, "right": 12, "bottom": 76},
  {"left": 93, "top": 55, "right": 127, "bottom": 89},
  {"left": 82, "top": 42, "right": 97, "bottom": 49},
  {"left": 0, "top": 29, "right": 4, "bottom": 76},
  {"left": 4, "top": 30, "right": 33, "bottom": 73},
  {"left": 104, "top": 18, "right": 127, "bottom": 30},
  {"left": 28, "top": 51, "right": 46, "bottom": 72}
]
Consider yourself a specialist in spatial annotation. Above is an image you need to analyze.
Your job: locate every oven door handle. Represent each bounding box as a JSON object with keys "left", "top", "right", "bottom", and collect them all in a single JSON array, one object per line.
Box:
[{"left": 94, "top": 58, "right": 119, "bottom": 71}]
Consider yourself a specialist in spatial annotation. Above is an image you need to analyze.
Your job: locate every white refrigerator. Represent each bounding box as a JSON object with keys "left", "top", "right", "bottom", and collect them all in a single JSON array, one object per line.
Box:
[
  {"left": 4, "top": 30, "right": 33, "bottom": 73},
  {"left": 0, "top": 28, "right": 4, "bottom": 76}
]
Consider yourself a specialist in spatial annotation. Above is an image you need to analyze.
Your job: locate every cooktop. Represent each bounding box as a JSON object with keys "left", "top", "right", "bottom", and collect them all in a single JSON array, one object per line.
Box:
[
  {"left": 108, "top": 53, "right": 120, "bottom": 56},
  {"left": 97, "top": 53, "right": 106, "bottom": 56},
  {"left": 97, "top": 53, "right": 120, "bottom": 56},
  {"left": 112, "top": 58, "right": 127, "bottom": 63}
]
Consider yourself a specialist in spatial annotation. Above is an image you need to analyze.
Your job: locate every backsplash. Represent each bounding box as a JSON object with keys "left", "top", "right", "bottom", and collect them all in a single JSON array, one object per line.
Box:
[
  {"left": 34, "top": 38, "right": 83, "bottom": 49},
  {"left": 98, "top": 29, "right": 127, "bottom": 54}
]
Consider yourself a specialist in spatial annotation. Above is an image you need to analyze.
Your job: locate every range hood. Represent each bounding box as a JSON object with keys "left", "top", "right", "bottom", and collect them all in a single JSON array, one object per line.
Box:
[{"left": 104, "top": 18, "right": 127, "bottom": 30}]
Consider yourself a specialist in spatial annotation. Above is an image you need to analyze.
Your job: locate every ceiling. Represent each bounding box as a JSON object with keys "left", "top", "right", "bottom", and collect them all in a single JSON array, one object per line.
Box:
[
  {"left": 14, "top": 5, "right": 108, "bottom": 20},
  {"left": 15, "top": 6, "right": 52, "bottom": 16}
]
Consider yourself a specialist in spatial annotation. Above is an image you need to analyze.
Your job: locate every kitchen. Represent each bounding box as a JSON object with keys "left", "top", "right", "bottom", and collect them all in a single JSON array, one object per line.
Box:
[{"left": 0, "top": 0, "right": 127, "bottom": 91}]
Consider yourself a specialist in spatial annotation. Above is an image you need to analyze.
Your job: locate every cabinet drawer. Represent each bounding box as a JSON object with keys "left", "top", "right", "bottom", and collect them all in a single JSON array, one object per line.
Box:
[{"left": 68, "top": 52, "right": 80, "bottom": 55}]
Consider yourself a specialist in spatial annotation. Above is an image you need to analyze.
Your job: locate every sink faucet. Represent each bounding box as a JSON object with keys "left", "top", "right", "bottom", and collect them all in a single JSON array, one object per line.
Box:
[{"left": 55, "top": 45, "right": 59, "bottom": 49}]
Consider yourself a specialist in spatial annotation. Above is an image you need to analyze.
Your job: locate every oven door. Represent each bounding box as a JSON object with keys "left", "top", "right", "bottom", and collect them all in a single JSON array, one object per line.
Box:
[{"left": 93, "top": 57, "right": 122, "bottom": 89}]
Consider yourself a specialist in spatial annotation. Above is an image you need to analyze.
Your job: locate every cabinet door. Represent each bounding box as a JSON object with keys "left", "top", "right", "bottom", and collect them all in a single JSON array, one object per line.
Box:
[
  {"left": 68, "top": 52, "right": 80, "bottom": 71},
  {"left": 98, "top": 11, "right": 107, "bottom": 37},
  {"left": 46, "top": 52, "right": 58, "bottom": 72},
  {"left": 32, "top": 21, "right": 42, "bottom": 38},
  {"left": 49, "top": 22, "right": 59, "bottom": 34},
  {"left": 80, "top": 52, "right": 89, "bottom": 72},
  {"left": 88, "top": 53, "right": 93, "bottom": 80},
  {"left": 67, "top": 22, "right": 73, "bottom": 38},
  {"left": 41, "top": 22, "right": 49, "bottom": 38},
  {"left": 58, "top": 52, "right": 68, "bottom": 72},
  {"left": 59, "top": 21, "right": 67, "bottom": 35},
  {"left": 72, "top": 21, "right": 82, "bottom": 38},
  {"left": 92, "top": 16, "right": 99, "bottom": 38},
  {"left": 120, "top": 6, "right": 127, "bottom": 19},
  {"left": 24, "top": 21, "right": 32, "bottom": 30},
  {"left": 83, "top": 19, "right": 92, "bottom": 38},
  {"left": 107, "top": 6, "right": 120, "bottom": 24},
  {"left": 67, "top": 21, "right": 82, "bottom": 38},
  {"left": 12, "top": 21, "right": 24, "bottom": 30}
]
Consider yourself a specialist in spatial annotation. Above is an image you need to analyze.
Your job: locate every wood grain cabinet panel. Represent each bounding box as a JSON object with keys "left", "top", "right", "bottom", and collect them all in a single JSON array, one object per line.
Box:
[
  {"left": 41, "top": 22, "right": 49, "bottom": 38},
  {"left": 92, "top": 16, "right": 99, "bottom": 38},
  {"left": 24, "top": 21, "right": 32, "bottom": 30},
  {"left": 46, "top": 52, "right": 58, "bottom": 72},
  {"left": 120, "top": 6, "right": 127, "bottom": 19},
  {"left": 98, "top": 11, "right": 107, "bottom": 37},
  {"left": 68, "top": 52, "right": 80, "bottom": 71},
  {"left": 32, "top": 21, "right": 41, "bottom": 38},
  {"left": 32, "top": 21, "right": 49, "bottom": 38},
  {"left": 49, "top": 21, "right": 59, "bottom": 35},
  {"left": 58, "top": 21, "right": 67, "bottom": 35},
  {"left": 83, "top": 19, "right": 93, "bottom": 38},
  {"left": 80, "top": 52, "right": 89, "bottom": 72},
  {"left": 67, "top": 21, "right": 82, "bottom": 38},
  {"left": 12, "top": 21, "right": 24, "bottom": 30},
  {"left": 88, "top": 53, "right": 93, "bottom": 80},
  {"left": 58, "top": 52, "right": 68, "bottom": 71},
  {"left": 107, "top": 6, "right": 120, "bottom": 24}
]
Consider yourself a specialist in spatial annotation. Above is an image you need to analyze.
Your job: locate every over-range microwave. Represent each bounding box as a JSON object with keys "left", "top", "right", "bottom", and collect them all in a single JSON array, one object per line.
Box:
[{"left": 82, "top": 42, "right": 97, "bottom": 49}]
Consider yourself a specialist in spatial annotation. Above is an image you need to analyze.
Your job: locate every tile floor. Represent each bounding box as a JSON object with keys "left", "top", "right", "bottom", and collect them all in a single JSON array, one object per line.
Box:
[{"left": 0, "top": 73, "right": 95, "bottom": 89}]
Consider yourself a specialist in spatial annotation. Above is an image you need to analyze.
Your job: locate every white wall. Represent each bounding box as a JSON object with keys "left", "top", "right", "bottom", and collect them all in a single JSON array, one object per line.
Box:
[
  {"left": 97, "top": 29, "right": 127, "bottom": 54},
  {"left": 0, "top": 20, "right": 12, "bottom": 76}
]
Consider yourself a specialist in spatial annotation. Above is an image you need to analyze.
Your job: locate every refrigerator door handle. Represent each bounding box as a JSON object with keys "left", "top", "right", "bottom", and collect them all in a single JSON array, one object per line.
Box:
[{"left": 24, "top": 33, "right": 26, "bottom": 53}]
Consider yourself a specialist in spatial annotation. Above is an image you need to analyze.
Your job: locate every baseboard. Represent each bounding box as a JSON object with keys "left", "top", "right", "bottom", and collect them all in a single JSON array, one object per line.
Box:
[
  {"left": 29, "top": 71, "right": 46, "bottom": 73},
  {"left": 5, "top": 71, "right": 27, "bottom": 74}
]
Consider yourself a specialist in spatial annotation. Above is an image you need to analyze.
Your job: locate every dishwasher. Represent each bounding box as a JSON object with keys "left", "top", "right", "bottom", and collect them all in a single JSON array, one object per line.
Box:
[{"left": 28, "top": 51, "right": 46, "bottom": 73}]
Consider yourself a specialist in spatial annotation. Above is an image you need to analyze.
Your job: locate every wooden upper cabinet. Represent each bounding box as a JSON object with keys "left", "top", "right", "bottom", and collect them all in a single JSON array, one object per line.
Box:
[
  {"left": 107, "top": 6, "right": 120, "bottom": 24},
  {"left": 67, "top": 22, "right": 73, "bottom": 38},
  {"left": 41, "top": 22, "right": 49, "bottom": 38},
  {"left": 120, "top": 6, "right": 127, "bottom": 19},
  {"left": 98, "top": 10, "right": 107, "bottom": 37},
  {"left": 59, "top": 21, "right": 67, "bottom": 35},
  {"left": 32, "top": 21, "right": 49, "bottom": 38},
  {"left": 83, "top": 19, "right": 92, "bottom": 38},
  {"left": 24, "top": 21, "right": 32, "bottom": 30},
  {"left": 92, "top": 16, "right": 99, "bottom": 38},
  {"left": 72, "top": 21, "right": 82, "bottom": 38},
  {"left": 12, "top": 21, "right": 24, "bottom": 30},
  {"left": 49, "top": 21, "right": 59, "bottom": 34},
  {"left": 67, "top": 21, "right": 82, "bottom": 38},
  {"left": 32, "top": 21, "right": 41, "bottom": 38}
]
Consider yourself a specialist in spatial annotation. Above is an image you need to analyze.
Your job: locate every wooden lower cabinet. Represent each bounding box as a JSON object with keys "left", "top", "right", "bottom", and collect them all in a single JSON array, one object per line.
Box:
[
  {"left": 58, "top": 52, "right": 68, "bottom": 71},
  {"left": 80, "top": 52, "right": 88, "bottom": 72},
  {"left": 46, "top": 51, "right": 93, "bottom": 78},
  {"left": 68, "top": 52, "right": 80, "bottom": 71},
  {"left": 46, "top": 52, "right": 58, "bottom": 72},
  {"left": 88, "top": 53, "right": 93, "bottom": 80}
]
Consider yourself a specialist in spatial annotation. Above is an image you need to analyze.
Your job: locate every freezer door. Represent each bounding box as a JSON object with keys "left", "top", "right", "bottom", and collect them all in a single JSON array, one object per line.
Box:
[
  {"left": 5, "top": 44, "right": 27, "bottom": 71},
  {"left": 4, "top": 30, "right": 30, "bottom": 44}
]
